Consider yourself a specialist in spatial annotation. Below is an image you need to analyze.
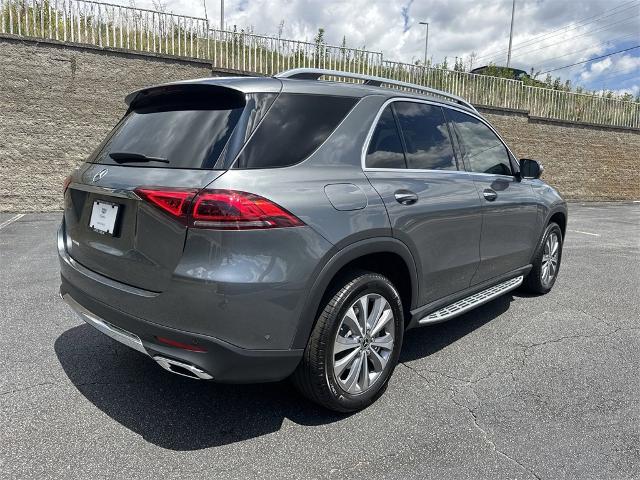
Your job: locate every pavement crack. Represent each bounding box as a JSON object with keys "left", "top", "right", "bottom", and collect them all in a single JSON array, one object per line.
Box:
[
  {"left": 401, "top": 362, "right": 541, "bottom": 478},
  {"left": 0, "top": 381, "right": 56, "bottom": 396},
  {"left": 399, "top": 362, "right": 440, "bottom": 384},
  {"left": 450, "top": 393, "right": 542, "bottom": 480},
  {"left": 514, "top": 327, "right": 625, "bottom": 352}
]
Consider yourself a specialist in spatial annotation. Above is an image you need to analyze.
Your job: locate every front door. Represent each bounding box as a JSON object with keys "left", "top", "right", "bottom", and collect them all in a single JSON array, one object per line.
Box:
[{"left": 445, "top": 107, "right": 539, "bottom": 284}]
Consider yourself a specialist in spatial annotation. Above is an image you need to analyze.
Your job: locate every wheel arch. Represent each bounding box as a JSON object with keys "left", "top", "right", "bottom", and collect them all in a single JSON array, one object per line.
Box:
[
  {"left": 548, "top": 210, "right": 567, "bottom": 237},
  {"left": 529, "top": 204, "right": 567, "bottom": 263},
  {"left": 291, "top": 237, "right": 419, "bottom": 349}
]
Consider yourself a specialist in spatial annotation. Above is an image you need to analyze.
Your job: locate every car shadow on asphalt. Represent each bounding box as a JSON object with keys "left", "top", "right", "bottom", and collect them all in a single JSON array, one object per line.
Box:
[
  {"left": 400, "top": 293, "right": 514, "bottom": 363},
  {"left": 54, "top": 294, "right": 515, "bottom": 451}
]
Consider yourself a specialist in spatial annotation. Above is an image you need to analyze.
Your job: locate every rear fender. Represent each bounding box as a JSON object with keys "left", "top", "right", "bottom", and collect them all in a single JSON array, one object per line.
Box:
[{"left": 291, "top": 237, "right": 419, "bottom": 349}]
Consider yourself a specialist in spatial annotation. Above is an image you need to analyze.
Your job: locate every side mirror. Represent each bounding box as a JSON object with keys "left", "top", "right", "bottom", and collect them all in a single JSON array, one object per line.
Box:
[{"left": 519, "top": 158, "right": 543, "bottom": 179}]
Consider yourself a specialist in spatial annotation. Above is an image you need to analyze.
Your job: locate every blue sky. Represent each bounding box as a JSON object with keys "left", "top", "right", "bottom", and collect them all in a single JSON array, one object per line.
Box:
[{"left": 130, "top": 0, "right": 639, "bottom": 96}]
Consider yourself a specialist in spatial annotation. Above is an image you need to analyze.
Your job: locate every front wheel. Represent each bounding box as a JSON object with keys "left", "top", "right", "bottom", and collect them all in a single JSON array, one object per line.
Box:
[
  {"left": 292, "top": 271, "right": 404, "bottom": 412},
  {"left": 522, "top": 222, "right": 563, "bottom": 294}
]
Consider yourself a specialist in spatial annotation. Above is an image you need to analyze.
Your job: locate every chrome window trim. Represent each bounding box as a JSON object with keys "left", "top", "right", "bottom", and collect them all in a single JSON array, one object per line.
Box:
[
  {"left": 361, "top": 97, "right": 520, "bottom": 175},
  {"left": 364, "top": 167, "right": 468, "bottom": 175}
]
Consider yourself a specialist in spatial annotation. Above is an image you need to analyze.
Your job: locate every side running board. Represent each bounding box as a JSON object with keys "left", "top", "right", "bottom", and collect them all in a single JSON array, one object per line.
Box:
[{"left": 418, "top": 276, "right": 524, "bottom": 325}]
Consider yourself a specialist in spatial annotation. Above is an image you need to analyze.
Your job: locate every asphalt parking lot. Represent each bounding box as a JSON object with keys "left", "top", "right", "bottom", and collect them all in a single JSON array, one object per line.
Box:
[{"left": 1, "top": 203, "right": 638, "bottom": 479}]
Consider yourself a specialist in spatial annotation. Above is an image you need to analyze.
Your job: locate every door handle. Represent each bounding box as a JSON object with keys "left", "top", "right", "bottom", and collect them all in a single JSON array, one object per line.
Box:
[
  {"left": 482, "top": 188, "right": 498, "bottom": 202},
  {"left": 394, "top": 190, "right": 418, "bottom": 205}
]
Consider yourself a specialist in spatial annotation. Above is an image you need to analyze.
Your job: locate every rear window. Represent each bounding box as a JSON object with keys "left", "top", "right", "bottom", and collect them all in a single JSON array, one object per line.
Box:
[
  {"left": 233, "top": 93, "right": 358, "bottom": 169},
  {"left": 89, "top": 90, "right": 247, "bottom": 169}
]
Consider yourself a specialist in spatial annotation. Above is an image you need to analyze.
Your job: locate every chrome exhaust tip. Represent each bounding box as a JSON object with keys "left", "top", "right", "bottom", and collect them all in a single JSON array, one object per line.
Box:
[{"left": 153, "top": 356, "right": 213, "bottom": 380}]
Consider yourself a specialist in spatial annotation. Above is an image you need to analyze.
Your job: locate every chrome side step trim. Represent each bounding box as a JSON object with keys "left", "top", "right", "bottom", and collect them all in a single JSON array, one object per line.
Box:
[
  {"left": 62, "top": 293, "right": 148, "bottom": 355},
  {"left": 418, "top": 275, "right": 523, "bottom": 325},
  {"left": 153, "top": 356, "right": 213, "bottom": 380}
]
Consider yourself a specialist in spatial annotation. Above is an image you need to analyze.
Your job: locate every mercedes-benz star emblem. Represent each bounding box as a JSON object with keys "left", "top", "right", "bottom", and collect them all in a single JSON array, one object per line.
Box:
[{"left": 92, "top": 169, "right": 108, "bottom": 182}]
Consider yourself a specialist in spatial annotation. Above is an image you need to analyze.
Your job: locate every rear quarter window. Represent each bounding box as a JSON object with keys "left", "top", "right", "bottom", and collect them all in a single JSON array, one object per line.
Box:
[{"left": 233, "top": 93, "right": 358, "bottom": 169}]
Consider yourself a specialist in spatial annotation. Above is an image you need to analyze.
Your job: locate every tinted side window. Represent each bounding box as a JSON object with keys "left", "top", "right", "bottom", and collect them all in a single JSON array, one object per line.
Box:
[
  {"left": 393, "top": 102, "right": 456, "bottom": 171},
  {"left": 365, "top": 106, "right": 406, "bottom": 169},
  {"left": 234, "top": 93, "right": 357, "bottom": 169},
  {"left": 446, "top": 109, "right": 512, "bottom": 175}
]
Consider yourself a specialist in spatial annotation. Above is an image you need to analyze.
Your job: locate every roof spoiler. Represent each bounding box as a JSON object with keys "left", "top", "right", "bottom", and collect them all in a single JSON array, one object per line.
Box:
[{"left": 125, "top": 82, "right": 246, "bottom": 110}]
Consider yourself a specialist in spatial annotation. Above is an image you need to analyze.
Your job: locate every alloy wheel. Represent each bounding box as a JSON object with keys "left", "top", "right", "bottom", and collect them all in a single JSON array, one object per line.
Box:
[
  {"left": 332, "top": 293, "right": 395, "bottom": 394},
  {"left": 541, "top": 231, "right": 560, "bottom": 287}
]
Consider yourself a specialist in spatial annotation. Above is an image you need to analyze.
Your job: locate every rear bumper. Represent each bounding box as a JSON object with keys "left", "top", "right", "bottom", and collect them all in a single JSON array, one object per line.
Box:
[
  {"left": 58, "top": 206, "right": 335, "bottom": 352},
  {"left": 60, "top": 278, "right": 303, "bottom": 383}
]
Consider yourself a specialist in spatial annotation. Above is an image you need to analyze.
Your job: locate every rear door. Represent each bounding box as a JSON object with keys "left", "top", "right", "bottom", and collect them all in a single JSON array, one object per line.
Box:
[
  {"left": 363, "top": 100, "right": 483, "bottom": 305},
  {"left": 63, "top": 85, "right": 270, "bottom": 292},
  {"left": 445, "top": 107, "right": 539, "bottom": 284}
]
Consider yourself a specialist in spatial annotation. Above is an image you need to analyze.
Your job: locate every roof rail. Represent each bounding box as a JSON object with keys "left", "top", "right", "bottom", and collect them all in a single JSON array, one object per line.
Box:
[{"left": 275, "top": 68, "right": 477, "bottom": 112}]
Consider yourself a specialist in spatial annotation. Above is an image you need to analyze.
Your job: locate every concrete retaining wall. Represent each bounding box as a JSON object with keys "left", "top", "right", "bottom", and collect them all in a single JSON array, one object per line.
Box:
[
  {"left": 1, "top": 34, "right": 638, "bottom": 211},
  {"left": 479, "top": 107, "right": 639, "bottom": 201}
]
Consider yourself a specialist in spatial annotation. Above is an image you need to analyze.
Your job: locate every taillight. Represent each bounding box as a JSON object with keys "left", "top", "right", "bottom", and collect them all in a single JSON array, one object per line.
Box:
[
  {"left": 135, "top": 187, "right": 304, "bottom": 230},
  {"left": 135, "top": 188, "right": 198, "bottom": 223},
  {"left": 191, "top": 190, "right": 304, "bottom": 229},
  {"left": 63, "top": 175, "right": 72, "bottom": 194}
]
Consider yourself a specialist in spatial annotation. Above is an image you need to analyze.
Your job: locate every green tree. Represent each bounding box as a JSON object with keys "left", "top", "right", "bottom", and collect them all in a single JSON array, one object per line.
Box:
[{"left": 314, "top": 28, "right": 326, "bottom": 68}]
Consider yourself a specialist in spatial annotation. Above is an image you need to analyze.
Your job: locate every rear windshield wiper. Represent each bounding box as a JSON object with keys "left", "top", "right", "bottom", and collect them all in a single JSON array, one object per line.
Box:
[{"left": 109, "top": 152, "right": 170, "bottom": 164}]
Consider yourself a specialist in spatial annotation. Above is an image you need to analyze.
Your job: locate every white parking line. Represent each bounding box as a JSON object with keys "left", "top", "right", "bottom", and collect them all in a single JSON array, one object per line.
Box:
[
  {"left": 568, "top": 229, "right": 600, "bottom": 237},
  {"left": 0, "top": 214, "right": 25, "bottom": 230}
]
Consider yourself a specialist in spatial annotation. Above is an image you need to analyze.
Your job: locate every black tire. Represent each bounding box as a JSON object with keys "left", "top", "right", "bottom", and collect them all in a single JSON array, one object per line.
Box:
[
  {"left": 292, "top": 270, "right": 404, "bottom": 412},
  {"left": 522, "top": 222, "right": 563, "bottom": 294}
]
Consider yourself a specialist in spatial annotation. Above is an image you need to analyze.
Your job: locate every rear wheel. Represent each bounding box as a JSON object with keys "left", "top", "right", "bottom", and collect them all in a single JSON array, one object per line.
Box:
[
  {"left": 292, "top": 271, "right": 404, "bottom": 412},
  {"left": 522, "top": 222, "right": 563, "bottom": 294}
]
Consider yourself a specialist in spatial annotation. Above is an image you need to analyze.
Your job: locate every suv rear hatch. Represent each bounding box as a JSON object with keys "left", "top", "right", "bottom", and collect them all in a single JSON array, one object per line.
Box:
[{"left": 63, "top": 81, "right": 280, "bottom": 292}]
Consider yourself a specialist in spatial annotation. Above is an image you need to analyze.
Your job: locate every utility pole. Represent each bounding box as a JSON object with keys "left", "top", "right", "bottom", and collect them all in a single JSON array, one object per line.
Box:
[
  {"left": 506, "top": 0, "right": 516, "bottom": 67},
  {"left": 220, "top": 0, "right": 224, "bottom": 30},
  {"left": 419, "top": 21, "right": 429, "bottom": 67}
]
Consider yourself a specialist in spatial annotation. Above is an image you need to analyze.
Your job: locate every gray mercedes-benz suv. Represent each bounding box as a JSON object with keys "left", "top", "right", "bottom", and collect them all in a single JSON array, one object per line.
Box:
[{"left": 59, "top": 68, "right": 567, "bottom": 412}]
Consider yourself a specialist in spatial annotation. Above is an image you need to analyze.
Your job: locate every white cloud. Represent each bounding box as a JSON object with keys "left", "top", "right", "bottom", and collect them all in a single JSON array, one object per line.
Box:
[
  {"left": 580, "top": 57, "right": 612, "bottom": 81},
  {"left": 611, "top": 84, "right": 639, "bottom": 96},
  {"left": 616, "top": 54, "right": 640, "bottom": 73},
  {"left": 580, "top": 54, "right": 640, "bottom": 82}
]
